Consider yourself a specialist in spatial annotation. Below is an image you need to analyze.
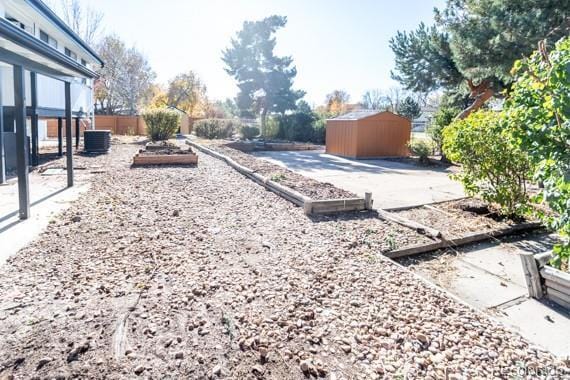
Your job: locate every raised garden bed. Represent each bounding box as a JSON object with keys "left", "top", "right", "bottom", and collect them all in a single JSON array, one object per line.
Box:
[
  {"left": 383, "top": 198, "right": 543, "bottom": 258},
  {"left": 132, "top": 142, "right": 198, "bottom": 166},
  {"left": 226, "top": 140, "right": 321, "bottom": 152},
  {"left": 186, "top": 139, "right": 371, "bottom": 215},
  {"left": 520, "top": 251, "right": 570, "bottom": 310},
  {"left": 191, "top": 140, "right": 355, "bottom": 200},
  {"left": 392, "top": 198, "right": 534, "bottom": 239}
]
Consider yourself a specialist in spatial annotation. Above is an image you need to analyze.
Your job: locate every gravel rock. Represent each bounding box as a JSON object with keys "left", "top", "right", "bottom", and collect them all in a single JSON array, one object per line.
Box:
[{"left": 0, "top": 139, "right": 566, "bottom": 379}]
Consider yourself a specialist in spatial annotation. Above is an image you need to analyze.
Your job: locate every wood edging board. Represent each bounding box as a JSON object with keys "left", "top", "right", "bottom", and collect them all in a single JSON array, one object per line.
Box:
[
  {"left": 132, "top": 153, "right": 198, "bottom": 166},
  {"left": 377, "top": 209, "right": 442, "bottom": 239},
  {"left": 186, "top": 139, "right": 368, "bottom": 215},
  {"left": 384, "top": 222, "right": 543, "bottom": 259}
]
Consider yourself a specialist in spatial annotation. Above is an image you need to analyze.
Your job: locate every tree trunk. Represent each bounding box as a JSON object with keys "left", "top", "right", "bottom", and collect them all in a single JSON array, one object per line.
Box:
[{"left": 456, "top": 79, "right": 495, "bottom": 120}]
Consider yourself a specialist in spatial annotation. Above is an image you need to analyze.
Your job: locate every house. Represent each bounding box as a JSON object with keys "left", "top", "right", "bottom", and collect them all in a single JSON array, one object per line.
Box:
[
  {"left": 411, "top": 105, "right": 437, "bottom": 132},
  {"left": 326, "top": 110, "right": 411, "bottom": 158},
  {"left": 0, "top": 0, "right": 104, "bottom": 219}
]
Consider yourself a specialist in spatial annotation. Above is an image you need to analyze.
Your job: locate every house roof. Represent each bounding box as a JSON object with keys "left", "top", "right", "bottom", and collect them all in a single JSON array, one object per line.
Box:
[
  {"left": 0, "top": 17, "right": 99, "bottom": 79},
  {"left": 26, "top": 0, "right": 104, "bottom": 66}
]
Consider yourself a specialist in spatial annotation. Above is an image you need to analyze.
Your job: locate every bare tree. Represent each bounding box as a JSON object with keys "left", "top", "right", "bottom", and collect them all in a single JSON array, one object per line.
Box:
[
  {"left": 361, "top": 89, "right": 388, "bottom": 110},
  {"left": 94, "top": 35, "right": 156, "bottom": 115},
  {"left": 58, "top": 0, "right": 103, "bottom": 45}
]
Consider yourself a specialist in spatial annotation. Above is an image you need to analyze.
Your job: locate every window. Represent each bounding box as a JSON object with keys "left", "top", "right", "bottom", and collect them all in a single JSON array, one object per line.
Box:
[
  {"left": 65, "top": 48, "right": 77, "bottom": 60},
  {"left": 39, "top": 30, "right": 58, "bottom": 49},
  {"left": 81, "top": 59, "right": 87, "bottom": 66}
]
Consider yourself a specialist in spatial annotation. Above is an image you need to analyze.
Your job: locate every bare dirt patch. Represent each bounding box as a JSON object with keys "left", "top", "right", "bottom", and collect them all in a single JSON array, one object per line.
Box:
[
  {"left": 0, "top": 140, "right": 566, "bottom": 379},
  {"left": 393, "top": 199, "right": 535, "bottom": 239}
]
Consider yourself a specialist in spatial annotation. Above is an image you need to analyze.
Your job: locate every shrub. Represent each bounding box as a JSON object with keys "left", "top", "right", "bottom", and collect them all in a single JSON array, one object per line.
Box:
[
  {"left": 193, "top": 119, "right": 237, "bottom": 139},
  {"left": 408, "top": 140, "right": 432, "bottom": 165},
  {"left": 240, "top": 125, "right": 260, "bottom": 140},
  {"left": 143, "top": 109, "right": 180, "bottom": 141},
  {"left": 506, "top": 37, "right": 570, "bottom": 267},
  {"left": 312, "top": 117, "right": 327, "bottom": 144},
  {"left": 264, "top": 116, "right": 280, "bottom": 138},
  {"left": 428, "top": 106, "right": 459, "bottom": 155},
  {"left": 443, "top": 110, "right": 532, "bottom": 216}
]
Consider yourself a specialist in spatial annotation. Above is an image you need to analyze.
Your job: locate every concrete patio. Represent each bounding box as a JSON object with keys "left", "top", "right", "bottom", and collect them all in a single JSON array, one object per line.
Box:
[
  {"left": 401, "top": 232, "right": 570, "bottom": 358},
  {"left": 253, "top": 150, "right": 465, "bottom": 209}
]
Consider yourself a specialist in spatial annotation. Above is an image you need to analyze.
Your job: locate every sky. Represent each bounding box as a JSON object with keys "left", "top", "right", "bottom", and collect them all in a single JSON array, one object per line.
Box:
[{"left": 75, "top": 0, "right": 444, "bottom": 105}]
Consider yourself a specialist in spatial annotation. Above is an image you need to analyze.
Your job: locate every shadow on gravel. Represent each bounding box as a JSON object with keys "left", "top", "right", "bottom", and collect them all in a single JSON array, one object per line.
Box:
[{"left": 307, "top": 209, "right": 380, "bottom": 223}]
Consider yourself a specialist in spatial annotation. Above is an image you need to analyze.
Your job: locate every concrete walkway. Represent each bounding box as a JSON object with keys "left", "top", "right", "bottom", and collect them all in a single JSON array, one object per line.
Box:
[
  {"left": 401, "top": 233, "right": 570, "bottom": 358},
  {"left": 0, "top": 170, "right": 90, "bottom": 266},
  {"left": 253, "top": 150, "right": 465, "bottom": 209}
]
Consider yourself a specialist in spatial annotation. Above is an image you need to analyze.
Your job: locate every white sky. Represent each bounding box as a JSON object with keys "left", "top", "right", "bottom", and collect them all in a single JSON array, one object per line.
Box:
[{"left": 73, "top": 0, "right": 443, "bottom": 105}]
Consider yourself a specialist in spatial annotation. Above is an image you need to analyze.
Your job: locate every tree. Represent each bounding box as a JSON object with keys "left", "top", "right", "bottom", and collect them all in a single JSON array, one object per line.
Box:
[
  {"left": 94, "top": 35, "right": 155, "bottom": 115},
  {"left": 428, "top": 105, "right": 459, "bottom": 158},
  {"left": 390, "top": 1, "right": 570, "bottom": 119},
  {"left": 57, "top": 0, "right": 103, "bottom": 45},
  {"left": 166, "top": 71, "right": 207, "bottom": 117},
  {"left": 325, "top": 90, "right": 350, "bottom": 116},
  {"left": 222, "top": 15, "right": 304, "bottom": 135},
  {"left": 397, "top": 96, "right": 421, "bottom": 120},
  {"left": 361, "top": 89, "right": 388, "bottom": 110}
]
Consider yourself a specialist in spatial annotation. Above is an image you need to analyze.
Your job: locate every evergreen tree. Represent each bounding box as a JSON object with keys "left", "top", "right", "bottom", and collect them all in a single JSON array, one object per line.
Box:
[
  {"left": 222, "top": 15, "right": 304, "bottom": 135},
  {"left": 390, "top": 0, "right": 570, "bottom": 118}
]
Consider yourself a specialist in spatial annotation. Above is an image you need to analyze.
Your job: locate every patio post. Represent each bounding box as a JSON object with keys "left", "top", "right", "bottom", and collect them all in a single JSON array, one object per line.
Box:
[
  {"left": 30, "top": 72, "right": 39, "bottom": 166},
  {"left": 75, "top": 116, "right": 80, "bottom": 149},
  {"left": 0, "top": 90, "right": 5, "bottom": 184},
  {"left": 65, "top": 81, "right": 73, "bottom": 187},
  {"left": 14, "top": 64, "right": 30, "bottom": 219},
  {"left": 57, "top": 117, "right": 63, "bottom": 156}
]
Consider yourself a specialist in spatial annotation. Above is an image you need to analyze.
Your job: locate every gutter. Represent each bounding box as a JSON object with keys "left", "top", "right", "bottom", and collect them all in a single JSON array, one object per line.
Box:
[{"left": 0, "top": 17, "right": 99, "bottom": 79}]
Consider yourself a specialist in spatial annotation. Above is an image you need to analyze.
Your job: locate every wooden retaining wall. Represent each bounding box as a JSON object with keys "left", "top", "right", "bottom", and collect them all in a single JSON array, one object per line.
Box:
[
  {"left": 520, "top": 251, "right": 570, "bottom": 310},
  {"left": 186, "top": 140, "right": 371, "bottom": 215}
]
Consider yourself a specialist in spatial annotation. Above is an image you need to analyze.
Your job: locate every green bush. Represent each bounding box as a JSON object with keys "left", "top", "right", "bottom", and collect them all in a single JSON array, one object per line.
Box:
[
  {"left": 193, "top": 119, "right": 237, "bottom": 139},
  {"left": 428, "top": 106, "right": 459, "bottom": 155},
  {"left": 143, "top": 109, "right": 180, "bottom": 141},
  {"left": 274, "top": 102, "right": 326, "bottom": 144},
  {"left": 506, "top": 37, "right": 569, "bottom": 267},
  {"left": 240, "top": 125, "right": 260, "bottom": 140},
  {"left": 443, "top": 110, "right": 532, "bottom": 216},
  {"left": 408, "top": 140, "right": 433, "bottom": 165}
]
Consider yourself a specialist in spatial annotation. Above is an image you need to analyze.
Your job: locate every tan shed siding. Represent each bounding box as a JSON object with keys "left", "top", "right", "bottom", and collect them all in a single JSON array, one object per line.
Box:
[
  {"left": 326, "top": 120, "right": 358, "bottom": 157},
  {"left": 356, "top": 114, "right": 411, "bottom": 157}
]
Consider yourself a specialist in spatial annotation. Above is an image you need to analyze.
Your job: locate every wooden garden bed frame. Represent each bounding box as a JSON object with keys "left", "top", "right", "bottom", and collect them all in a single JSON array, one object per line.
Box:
[
  {"left": 520, "top": 251, "right": 570, "bottom": 310},
  {"left": 186, "top": 139, "right": 371, "bottom": 215},
  {"left": 132, "top": 152, "right": 198, "bottom": 166}
]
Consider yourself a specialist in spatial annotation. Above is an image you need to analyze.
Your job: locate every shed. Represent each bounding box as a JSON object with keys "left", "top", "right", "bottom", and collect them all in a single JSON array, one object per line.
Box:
[
  {"left": 166, "top": 106, "right": 191, "bottom": 135},
  {"left": 326, "top": 111, "right": 411, "bottom": 158}
]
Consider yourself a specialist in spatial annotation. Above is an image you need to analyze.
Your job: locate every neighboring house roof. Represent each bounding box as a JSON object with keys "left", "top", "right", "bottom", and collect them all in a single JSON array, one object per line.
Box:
[
  {"left": 330, "top": 110, "right": 410, "bottom": 122},
  {"left": 26, "top": 0, "right": 103, "bottom": 66}
]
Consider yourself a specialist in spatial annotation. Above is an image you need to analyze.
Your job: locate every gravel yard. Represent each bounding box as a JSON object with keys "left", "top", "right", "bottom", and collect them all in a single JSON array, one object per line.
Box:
[
  {"left": 0, "top": 140, "right": 567, "bottom": 379},
  {"left": 198, "top": 140, "right": 357, "bottom": 200}
]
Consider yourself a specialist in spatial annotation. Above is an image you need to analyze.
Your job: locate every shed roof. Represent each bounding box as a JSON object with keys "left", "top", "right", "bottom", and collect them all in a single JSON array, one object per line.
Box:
[
  {"left": 330, "top": 110, "right": 409, "bottom": 121},
  {"left": 330, "top": 110, "right": 379, "bottom": 121}
]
